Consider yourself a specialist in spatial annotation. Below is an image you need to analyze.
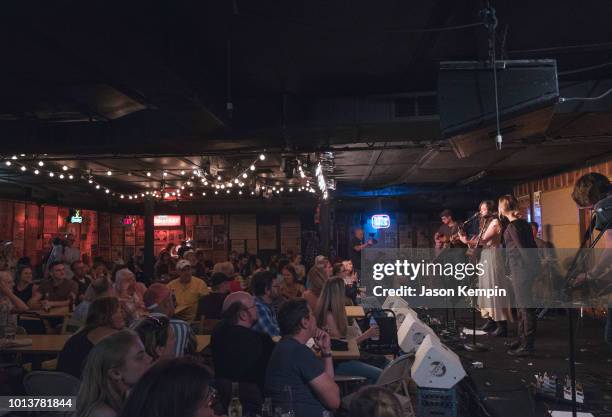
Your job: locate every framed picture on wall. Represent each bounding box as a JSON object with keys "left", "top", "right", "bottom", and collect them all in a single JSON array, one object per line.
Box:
[
  {"left": 195, "top": 226, "right": 213, "bottom": 249},
  {"left": 213, "top": 225, "right": 226, "bottom": 250},
  {"left": 154, "top": 229, "right": 169, "bottom": 244}
]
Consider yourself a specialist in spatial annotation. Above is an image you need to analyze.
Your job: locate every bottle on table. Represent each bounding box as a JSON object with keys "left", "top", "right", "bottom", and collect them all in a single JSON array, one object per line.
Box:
[
  {"left": 228, "top": 382, "right": 243, "bottom": 417},
  {"left": 369, "top": 316, "right": 379, "bottom": 341}
]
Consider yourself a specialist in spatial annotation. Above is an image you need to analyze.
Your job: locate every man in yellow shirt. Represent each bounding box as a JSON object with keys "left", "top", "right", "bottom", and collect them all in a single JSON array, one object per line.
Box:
[{"left": 167, "top": 259, "right": 210, "bottom": 321}]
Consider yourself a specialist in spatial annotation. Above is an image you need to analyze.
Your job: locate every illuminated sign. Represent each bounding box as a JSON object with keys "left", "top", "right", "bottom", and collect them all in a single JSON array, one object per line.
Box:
[
  {"left": 154, "top": 215, "right": 181, "bottom": 227},
  {"left": 121, "top": 216, "right": 135, "bottom": 226},
  {"left": 70, "top": 209, "right": 83, "bottom": 224},
  {"left": 371, "top": 214, "right": 390, "bottom": 229}
]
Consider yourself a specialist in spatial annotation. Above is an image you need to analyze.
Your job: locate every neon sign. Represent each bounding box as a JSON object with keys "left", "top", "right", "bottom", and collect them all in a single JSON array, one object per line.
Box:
[
  {"left": 154, "top": 215, "right": 181, "bottom": 227},
  {"left": 70, "top": 209, "right": 83, "bottom": 224},
  {"left": 371, "top": 214, "right": 390, "bottom": 229}
]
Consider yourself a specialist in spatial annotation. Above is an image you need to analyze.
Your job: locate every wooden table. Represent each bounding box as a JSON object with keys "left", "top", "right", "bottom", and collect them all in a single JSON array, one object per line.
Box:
[
  {"left": 345, "top": 305, "right": 365, "bottom": 318},
  {"left": 4, "top": 335, "right": 69, "bottom": 354},
  {"left": 200, "top": 335, "right": 360, "bottom": 361},
  {"left": 21, "top": 307, "right": 71, "bottom": 319}
]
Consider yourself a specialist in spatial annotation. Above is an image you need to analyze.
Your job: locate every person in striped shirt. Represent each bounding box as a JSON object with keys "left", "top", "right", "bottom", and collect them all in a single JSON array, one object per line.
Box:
[{"left": 143, "top": 283, "right": 195, "bottom": 357}]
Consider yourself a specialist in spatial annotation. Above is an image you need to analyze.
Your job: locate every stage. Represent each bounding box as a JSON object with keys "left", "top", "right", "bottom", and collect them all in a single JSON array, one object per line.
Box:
[{"left": 433, "top": 310, "right": 612, "bottom": 417}]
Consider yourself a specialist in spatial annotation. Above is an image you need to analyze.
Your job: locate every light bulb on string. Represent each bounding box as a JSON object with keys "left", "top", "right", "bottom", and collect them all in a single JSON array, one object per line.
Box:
[
  {"left": 146, "top": 172, "right": 151, "bottom": 177},
  {"left": 234, "top": 178, "right": 239, "bottom": 184},
  {"left": 34, "top": 169, "right": 40, "bottom": 175},
  {"left": 217, "top": 175, "right": 222, "bottom": 181},
  {"left": 242, "top": 173, "right": 248, "bottom": 178},
  {"left": 68, "top": 174, "right": 74, "bottom": 180},
  {"left": 106, "top": 170, "right": 112, "bottom": 176},
  {"left": 250, "top": 165, "right": 255, "bottom": 171},
  {"left": 259, "top": 154, "right": 266, "bottom": 161},
  {"left": 59, "top": 174, "right": 64, "bottom": 179},
  {"left": 105, "top": 189, "right": 110, "bottom": 194},
  {"left": 20, "top": 166, "right": 26, "bottom": 172},
  {"left": 226, "top": 190, "right": 230, "bottom": 194},
  {"left": 88, "top": 179, "right": 93, "bottom": 184},
  {"left": 239, "top": 190, "right": 242, "bottom": 195},
  {"left": 49, "top": 172, "right": 54, "bottom": 177},
  {"left": 202, "top": 192, "right": 206, "bottom": 196},
  {"left": 250, "top": 191, "right": 254, "bottom": 195},
  {"left": 163, "top": 171, "right": 167, "bottom": 177},
  {"left": 62, "top": 166, "right": 68, "bottom": 171},
  {"left": 5, "top": 161, "right": 11, "bottom": 166},
  {"left": 120, "top": 195, "right": 124, "bottom": 199},
  {"left": 214, "top": 190, "right": 218, "bottom": 195},
  {"left": 180, "top": 170, "right": 185, "bottom": 175},
  {"left": 11, "top": 155, "right": 17, "bottom": 160},
  {"left": 95, "top": 185, "right": 100, "bottom": 189},
  {"left": 38, "top": 161, "right": 44, "bottom": 167}
]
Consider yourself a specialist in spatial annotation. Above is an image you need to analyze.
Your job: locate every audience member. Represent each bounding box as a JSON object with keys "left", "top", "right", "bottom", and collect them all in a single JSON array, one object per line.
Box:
[
  {"left": 303, "top": 258, "right": 328, "bottom": 311},
  {"left": 13, "top": 265, "right": 36, "bottom": 305},
  {"left": 114, "top": 268, "right": 146, "bottom": 309},
  {"left": 196, "top": 272, "right": 231, "bottom": 320},
  {"left": 76, "top": 330, "right": 151, "bottom": 417},
  {"left": 348, "top": 386, "right": 403, "bottom": 417},
  {"left": 251, "top": 271, "right": 280, "bottom": 337},
  {"left": 315, "top": 277, "right": 382, "bottom": 383},
  {"left": 0, "top": 270, "right": 28, "bottom": 314},
  {"left": 291, "top": 254, "right": 306, "bottom": 282},
  {"left": 118, "top": 357, "right": 218, "bottom": 417},
  {"left": 144, "top": 283, "right": 195, "bottom": 356},
  {"left": 58, "top": 297, "right": 126, "bottom": 377},
  {"left": 0, "top": 241, "right": 17, "bottom": 273},
  {"left": 30, "top": 261, "right": 78, "bottom": 309},
  {"left": 131, "top": 316, "right": 177, "bottom": 362},
  {"left": 167, "top": 259, "right": 210, "bottom": 321},
  {"left": 73, "top": 278, "right": 116, "bottom": 326},
  {"left": 280, "top": 264, "right": 304, "bottom": 299},
  {"left": 72, "top": 260, "right": 92, "bottom": 303},
  {"left": 265, "top": 298, "right": 340, "bottom": 417},
  {"left": 154, "top": 250, "right": 175, "bottom": 283},
  {"left": 91, "top": 261, "right": 111, "bottom": 281},
  {"left": 211, "top": 291, "right": 275, "bottom": 392}
]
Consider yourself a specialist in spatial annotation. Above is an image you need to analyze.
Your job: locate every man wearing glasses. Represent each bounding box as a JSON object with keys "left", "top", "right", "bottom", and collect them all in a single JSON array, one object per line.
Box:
[
  {"left": 211, "top": 291, "right": 275, "bottom": 393},
  {"left": 167, "top": 259, "right": 210, "bottom": 321}
]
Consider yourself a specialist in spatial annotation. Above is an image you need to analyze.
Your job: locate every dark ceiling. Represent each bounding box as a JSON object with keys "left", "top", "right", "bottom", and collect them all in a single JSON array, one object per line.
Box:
[{"left": 0, "top": 0, "right": 611, "bottom": 209}]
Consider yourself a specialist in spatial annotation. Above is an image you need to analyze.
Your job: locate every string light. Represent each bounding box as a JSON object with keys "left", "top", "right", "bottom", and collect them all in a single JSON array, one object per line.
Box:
[
  {"left": 49, "top": 172, "right": 54, "bottom": 177},
  {"left": 105, "top": 189, "right": 110, "bottom": 194},
  {"left": 95, "top": 184, "right": 100, "bottom": 189},
  {"left": 62, "top": 165, "right": 68, "bottom": 171},
  {"left": 38, "top": 161, "right": 44, "bottom": 167},
  {"left": 10, "top": 155, "right": 17, "bottom": 160},
  {"left": 20, "top": 166, "right": 26, "bottom": 172},
  {"left": 5, "top": 161, "right": 11, "bottom": 166},
  {"left": 34, "top": 169, "right": 40, "bottom": 175},
  {"left": 250, "top": 165, "right": 255, "bottom": 171},
  {"left": 180, "top": 170, "right": 186, "bottom": 175},
  {"left": 146, "top": 172, "right": 151, "bottom": 177},
  {"left": 59, "top": 174, "right": 65, "bottom": 179},
  {"left": 259, "top": 154, "right": 266, "bottom": 161},
  {"left": 106, "top": 170, "right": 112, "bottom": 176},
  {"left": 68, "top": 174, "right": 74, "bottom": 180},
  {"left": 242, "top": 173, "right": 248, "bottom": 178},
  {"left": 217, "top": 175, "right": 222, "bottom": 181}
]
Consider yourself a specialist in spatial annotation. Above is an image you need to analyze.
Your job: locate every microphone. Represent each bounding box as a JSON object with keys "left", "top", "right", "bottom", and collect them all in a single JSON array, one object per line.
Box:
[{"left": 463, "top": 212, "right": 480, "bottom": 225}]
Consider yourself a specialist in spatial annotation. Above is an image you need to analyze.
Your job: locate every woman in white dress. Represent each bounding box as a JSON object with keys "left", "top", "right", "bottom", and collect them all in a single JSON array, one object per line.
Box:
[{"left": 460, "top": 200, "right": 513, "bottom": 337}]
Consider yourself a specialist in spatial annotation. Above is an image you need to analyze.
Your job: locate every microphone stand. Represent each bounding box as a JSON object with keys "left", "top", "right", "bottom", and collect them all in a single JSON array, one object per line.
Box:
[{"left": 464, "top": 215, "right": 490, "bottom": 352}]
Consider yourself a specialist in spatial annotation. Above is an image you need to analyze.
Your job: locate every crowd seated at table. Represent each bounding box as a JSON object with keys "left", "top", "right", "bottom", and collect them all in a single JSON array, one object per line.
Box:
[{"left": 0, "top": 245, "right": 404, "bottom": 417}]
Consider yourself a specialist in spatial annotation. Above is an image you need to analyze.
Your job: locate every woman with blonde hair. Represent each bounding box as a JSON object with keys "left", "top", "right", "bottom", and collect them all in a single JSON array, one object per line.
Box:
[
  {"left": 76, "top": 330, "right": 152, "bottom": 417},
  {"left": 349, "top": 386, "right": 403, "bottom": 417},
  {"left": 315, "top": 277, "right": 382, "bottom": 383},
  {"left": 459, "top": 200, "right": 512, "bottom": 337}
]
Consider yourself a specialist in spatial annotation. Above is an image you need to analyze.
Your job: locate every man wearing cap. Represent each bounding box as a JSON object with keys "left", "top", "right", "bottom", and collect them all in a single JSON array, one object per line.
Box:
[
  {"left": 211, "top": 291, "right": 275, "bottom": 392},
  {"left": 144, "top": 283, "right": 196, "bottom": 357},
  {"left": 167, "top": 259, "right": 210, "bottom": 321},
  {"left": 196, "top": 272, "right": 232, "bottom": 320}
]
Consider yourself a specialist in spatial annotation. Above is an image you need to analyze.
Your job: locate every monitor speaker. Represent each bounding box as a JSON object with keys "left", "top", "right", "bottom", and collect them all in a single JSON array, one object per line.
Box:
[
  {"left": 397, "top": 313, "right": 439, "bottom": 353},
  {"left": 411, "top": 334, "right": 466, "bottom": 389}
]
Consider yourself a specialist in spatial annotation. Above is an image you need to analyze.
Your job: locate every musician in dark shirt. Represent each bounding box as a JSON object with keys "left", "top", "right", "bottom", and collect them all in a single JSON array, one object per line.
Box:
[
  {"left": 499, "top": 195, "right": 540, "bottom": 356},
  {"left": 570, "top": 173, "right": 612, "bottom": 352}
]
